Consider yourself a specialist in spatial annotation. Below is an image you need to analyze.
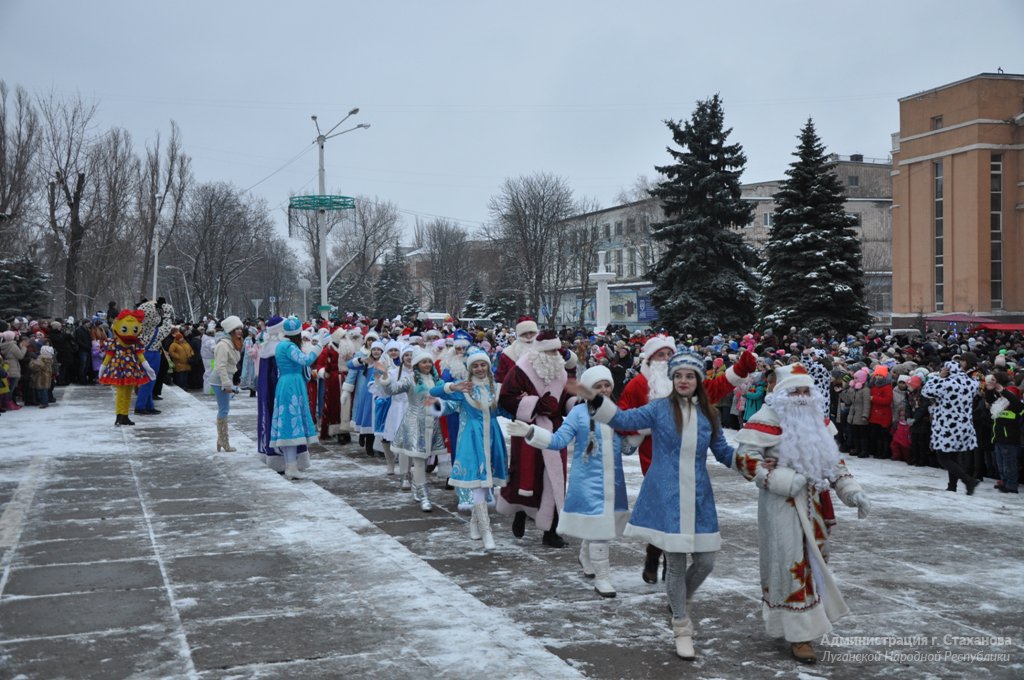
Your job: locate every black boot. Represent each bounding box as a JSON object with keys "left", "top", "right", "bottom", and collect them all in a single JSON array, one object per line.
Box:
[
  {"left": 643, "top": 544, "right": 663, "bottom": 584},
  {"left": 338, "top": 432, "right": 351, "bottom": 445},
  {"left": 512, "top": 511, "right": 527, "bottom": 538},
  {"left": 364, "top": 434, "right": 375, "bottom": 457},
  {"left": 124, "top": 415, "right": 136, "bottom": 426},
  {"left": 542, "top": 529, "right": 565, "bottom": 548},
  {"left": 115, "top": 414, "right": 124, "bottom": 427}
]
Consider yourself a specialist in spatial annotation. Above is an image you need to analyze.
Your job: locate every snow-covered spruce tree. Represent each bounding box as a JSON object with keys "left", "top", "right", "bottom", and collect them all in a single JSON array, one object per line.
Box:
[
  {"left": 461, "top": 279, "right": 486, "bottom": 318},
  {"left": 373, "top": 248, "right": 410, "bottom": 319},
  {"left": 649, "top": 94, "right": 759, "bottom": 336},
  {"left": 759, "top": 119, "right": 871, "bottom": 334},
  {"left": 0, "top": 255, "right": 51, "bottom": 318}
]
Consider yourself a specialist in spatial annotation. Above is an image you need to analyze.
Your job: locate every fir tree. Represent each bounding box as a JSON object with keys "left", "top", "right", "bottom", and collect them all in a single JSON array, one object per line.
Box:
[
  {"left": 461, "top": 279, "right": 486, "bottom": 318},
  {"left": 373, "top": 248, "right": 410, "bottom": 319},
  {"left": 0, "top": 255, "right": 51, "bottom": 318},
  {"left": 400, "top": 290, "right": 420, "bottom": 320},
  {"left": 648, "top": 94, "right": 759, "bottom": 336},
  {"left": 759, "top": 119, "right": 872, "bottom": 334}
]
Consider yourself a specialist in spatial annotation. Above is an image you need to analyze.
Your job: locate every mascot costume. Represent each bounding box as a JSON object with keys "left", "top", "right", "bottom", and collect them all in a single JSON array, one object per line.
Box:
[
  {"left": 135, "top": 298, "right": 175, "bottom": 415},
  {"left": 100, "top": 309, "right": 157, "bottom": 426}
]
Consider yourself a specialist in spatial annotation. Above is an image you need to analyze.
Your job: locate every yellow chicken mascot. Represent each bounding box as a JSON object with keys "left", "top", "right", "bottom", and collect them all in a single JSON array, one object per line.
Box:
[{"left": 100, "top": 309, "right": 157, "bottom": 426}]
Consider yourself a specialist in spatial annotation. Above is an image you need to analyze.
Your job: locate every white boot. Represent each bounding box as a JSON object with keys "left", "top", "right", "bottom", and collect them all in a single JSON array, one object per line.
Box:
[
  {"left": 468, "top": 504, "right": 482, "bottom": 540},
  {"left": 475, "top": 502, "right": 496, "bottom": 550},
  {"left": 578, "top": 540, "right": 595, "bottom": 578},
  {"left": 284, "top": 463, "right": 308, "bottom": 480},
  {"left": 589, "top": 542, "right": 616, "bottom": 598},
  {"left": 383, "top": 443, "right": 396, "bottom": 475},
  {"left": 416, "top": 484, "right": 433, "bottom": 512},
  {"left": 672, "top": 617, "right": 696, "bottom": 660}
]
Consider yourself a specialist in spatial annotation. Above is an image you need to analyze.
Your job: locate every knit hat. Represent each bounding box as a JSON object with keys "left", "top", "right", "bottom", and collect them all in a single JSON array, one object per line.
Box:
[
  {"left": 282, "top": 316, "right": 302, "bottom": 336},
  {"left": 221, "top": 316, "right": 243, "bottom": 334},
  {"left": 465, "top": 346, "right": 491, "bottom": 367},
  {"left": 40, "top": 345, "right": 55, "bottom": 358},
  {"left": 515, "top": 316, "right": 538, "bottom": 337},
  {"left": 668, "top": 349, "right": 704, "bottom": 377},
  {"left": 642, "top": 335, "right": 676, "bottom": 361},
  {"left": 774, "top": 363, "right": 815, "bottom": 394},
  {"left": 580, "top": 365, "right": 613, "bottom": 390},
  {"left": 872, "top": 364, "right": 889, "bottom": 377},
  {"left": 908, "top": 376, "right": 923, "bottom": 390}
]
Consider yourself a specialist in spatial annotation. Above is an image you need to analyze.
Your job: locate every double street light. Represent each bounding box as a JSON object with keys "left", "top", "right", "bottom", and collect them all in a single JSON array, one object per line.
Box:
[{"left": 311, "top": 108, "right": 370, "bottom": 319}]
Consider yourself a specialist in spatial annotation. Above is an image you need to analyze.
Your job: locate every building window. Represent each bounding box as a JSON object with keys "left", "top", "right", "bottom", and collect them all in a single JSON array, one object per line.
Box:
[
  {"left": 762, "top": 212, "right": 775, "bottom": 228},
  {"left": 848, "top": 175, "right": 860, "bottom": 187},
  {"left": 931, "top": 115, "right": 943, "bottom": 130},
  {"left": 626, "top": 217, "right": 636, "bottom": 234},
  {"left": 602, "top": 223, "right": 610, "bottom": 239},
  {"left": 847, "top": 213, "right": 862, "bottom": 228},
  {"left": 991, "top": 153, "right": 1003, "bottom": 309},
  {"left": 934, "top": 160, "right": 944, "bottom": 311},
  {"left": 640, "top": 215, "right": 650, "bottom": 234},
  {"left": 614, "top": 221, "right": 623, "bottom": 236}
]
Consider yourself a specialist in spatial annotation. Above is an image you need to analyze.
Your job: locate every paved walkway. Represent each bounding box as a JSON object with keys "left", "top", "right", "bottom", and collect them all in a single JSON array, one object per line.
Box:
[{"left": 0, "top": 384, "right": 1021, "bottom": 679}]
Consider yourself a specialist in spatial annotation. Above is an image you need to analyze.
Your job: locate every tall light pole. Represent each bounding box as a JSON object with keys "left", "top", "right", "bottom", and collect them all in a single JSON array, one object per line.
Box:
[
  {"left": 311, "top": 108, "right": 370, "bottom": 319},
  {"left": 164, "top": 265, "right": 193, "bottom": 322},
  {"left": 151, "top": 194, "right": 163, "bottom": 299}
]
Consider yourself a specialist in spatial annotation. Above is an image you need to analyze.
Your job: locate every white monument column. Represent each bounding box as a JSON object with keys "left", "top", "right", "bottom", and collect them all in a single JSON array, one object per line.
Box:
[{"left": 592, "top": 250, "right": 617, "bottom": 334}]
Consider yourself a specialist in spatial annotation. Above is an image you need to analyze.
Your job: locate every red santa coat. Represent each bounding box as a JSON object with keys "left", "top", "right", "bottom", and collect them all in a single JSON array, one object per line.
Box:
[
  {"left": 498, "top": 353, "right": 571, "bottom": 507},
  {"left": 315, "top": 344, "right": 343, "bottom": 439},
  {"left": 618, "top": 350, "right": 757, "bottom": 474}
]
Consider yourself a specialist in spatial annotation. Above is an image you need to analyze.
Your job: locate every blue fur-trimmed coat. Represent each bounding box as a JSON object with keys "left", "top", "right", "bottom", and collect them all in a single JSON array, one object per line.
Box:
[
  {"left": 528, "top": 403, "right": 629, "bottom": 541},
  {"left": 593, "top": 396, "right": 734, "bottom": 553},
  {"left": 431, "top": 379, "right": 508, "bottom": 488}
]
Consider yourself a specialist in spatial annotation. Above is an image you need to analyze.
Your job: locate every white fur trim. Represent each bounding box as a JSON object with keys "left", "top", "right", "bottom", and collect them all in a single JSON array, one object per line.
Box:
[
  {"left": 342, "top": 381, "right": 355, "bottom": 394},
  {"left": 534, "top": 338, "right": 561, "bottom": 352},
  {"left": 515, "top": 319, "right": 539, "bottom": 336},
  {"left": 526, "top": 426, "right": 553, "bottom": 451},
  {"left": 591, "top": 397, "right": 618, "bottom": 424},
  {"left": 725, "top": 365, "right": 743, "bottom": 387}
]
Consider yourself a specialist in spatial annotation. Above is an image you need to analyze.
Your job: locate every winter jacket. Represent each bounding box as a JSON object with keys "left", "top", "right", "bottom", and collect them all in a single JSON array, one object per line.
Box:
[
  {"left": 868, "top": 379, "right": 894, "bottom": 427},
  {"left": 74, "top": 325, "right": 92, "bottom": 352},
  {"left": 168, "top": 339, "right": 195, "bottom": 373},
  {"left": 0, "top": 339, "right": 26, "bottom": 380},
  {"left": 210, "top": 337, "right": 241, "bottom": 389},
  {"left": 990, "top": 390, "right": 1023, "bottom": 445},
  {"left": 848, "top": 384, "right": 871, "bottom": 426},
  {"left": 891, "top": 386, "right": 908, "bottom": 424},
  {"left": 29, "top": 356, "right": 54, "bottom": 390}
]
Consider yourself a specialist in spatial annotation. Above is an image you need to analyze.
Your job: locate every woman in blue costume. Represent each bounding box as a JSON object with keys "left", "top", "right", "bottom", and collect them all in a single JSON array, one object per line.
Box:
[
  {"left": 432, "top": 347, "right": 508, "bottom": 550},
  {"left": 349, "top": 339, "right": 384, "bottom": 456},
  {"left": 508, "top": 365, "right": 630, "bottom": 598},
  {"left": 438, "top": 329, "right": 474, "bottom": 509},
  {"left": 370, "top": 340, "right": 401, "bottom": 473},
  {"left": 269, "top": 317, "right": 325, "bottom": 480},
  {"left": 574, "top": 349, "right": 735, "bottom": 662}
]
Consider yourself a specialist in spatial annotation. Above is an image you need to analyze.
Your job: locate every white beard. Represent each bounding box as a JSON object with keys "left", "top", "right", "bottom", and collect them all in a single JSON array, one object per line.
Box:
[
  {"left": 641, "top": 360, "right": 672, "bottom": 400},
  {"left": 766, "top": 389, "right": 841, "bottom": 492},
  {"left": 335, "top": 338, "right": 357, "bottom": 360},
  {"left": 440, "top": 349, "right": 469, "bottom": 380},
  {"left": 530, "top": 351, "right": 565, "bottom": 384}
]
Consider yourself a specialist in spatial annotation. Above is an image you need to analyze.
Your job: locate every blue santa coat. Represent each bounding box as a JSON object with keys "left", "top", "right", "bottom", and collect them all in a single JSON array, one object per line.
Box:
[
  {"left": 539, "top": 403, "right": 629, "bottom": 541},
  {"left": 348, "top": 356, "right": 377, "bottom": 434},
  {"left": 431, "top": 381, "right": 508, "bottom": 488},
  {"left": 593, "top": 397, "right": 734, "bottom": 553}
]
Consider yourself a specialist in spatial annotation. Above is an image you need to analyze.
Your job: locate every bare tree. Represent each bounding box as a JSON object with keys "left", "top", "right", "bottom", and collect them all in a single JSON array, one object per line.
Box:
[
  {"left": 486, "top": 172, "right": 576, "bottom": 323},
  {"left": 137, "top": 121, "right": 191, "bottom": 300},
  {"left": 615, "top": 174, "right": 663, "bottom": 278},
  {"left": 564, "top": 197, "right": 602, "bottom": 328},
  {"left": 326, "top": 195, "right": 400, "bottom": 313},
  {"left": 174, "top": 182, "right": 273, "bottom": 318},
  {"left": 0, "top": 81, "right": 41, "bottom": 252},
  {"left": 421, "top": 217, "right": 468, "bottom": 315},
  {"left": 38, "top": 91, "right": 99, "bottom": 316}
]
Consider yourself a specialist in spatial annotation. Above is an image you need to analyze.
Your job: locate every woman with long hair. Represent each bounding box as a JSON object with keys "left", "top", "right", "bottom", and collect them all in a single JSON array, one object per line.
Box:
[
  {"left": 374, "top": 347, "right": 450, "bottom": 511},
  {"left": 370, "top": 344, "right": 413, "bottom": 480},
  {"left": 269, "top": 317, "right": 325, "bottom": 479},
  {"left": 575, "top": 349, "right": 735, "bottom": 661}
]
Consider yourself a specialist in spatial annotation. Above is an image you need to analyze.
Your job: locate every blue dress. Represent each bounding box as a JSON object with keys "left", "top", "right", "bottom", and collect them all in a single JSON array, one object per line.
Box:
[
  {"left": 270, "top": 340, "right": 321, "bottom": 448},
  {"left": 532, "top": 403, "right": 629, "bottom": 541},
  {"left": 431, "top": 380, "right": 508, "bottom": 489},
  {"left": 593, "top": 396, "right": 734, "bottom": 553},
  {"left": 348, "top": 356, "right": 377, "bottom": 434}
]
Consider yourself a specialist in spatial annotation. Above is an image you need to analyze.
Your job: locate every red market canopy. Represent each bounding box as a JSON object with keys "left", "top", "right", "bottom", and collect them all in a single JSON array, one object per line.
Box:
[
  {"left": 925, "top": 313, "right": 998, "bottom": 324},
  {"left": 976, "top": 323, "right": 1024, "bottom": 332}
]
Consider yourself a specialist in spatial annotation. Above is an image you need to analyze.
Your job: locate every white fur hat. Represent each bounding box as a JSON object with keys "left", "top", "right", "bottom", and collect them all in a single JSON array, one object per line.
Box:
[
  {"left": 642, "top": 335, "right": 676, "bottom": 361},
  {"left": 411, "top": 348, "right": 434, "bottom": 368},
  {"left": 774, "top": 363, "right": 815, "bottom": 394},
  {"left": 221, "top": 316, "right": 243, "bottom": 334},
  {"left": 580, "top": 365, "right": 613, "bottom": 389}
]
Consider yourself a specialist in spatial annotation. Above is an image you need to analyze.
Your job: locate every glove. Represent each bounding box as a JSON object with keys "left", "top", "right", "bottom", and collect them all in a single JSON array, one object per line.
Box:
[
  {"left": 850, "top": 491, "right": 871, "bottom": 519},
  {"left": 506, "top": 420, "right": 531, "bottom": 438},
  {"left": 318, "top": 328, "right": 331, "bottom": 345},
  {"left": 142, "top": 361, "right": 156, "bottom": 381},
  {"left": 734, "top": 350, "right": 756, "bottom": 378},
  {"left": 232, "top": 385, "right": 240, "bottom": 394},
  {"left": 535, "top": 392, "right": 559, "bottom": 418}
]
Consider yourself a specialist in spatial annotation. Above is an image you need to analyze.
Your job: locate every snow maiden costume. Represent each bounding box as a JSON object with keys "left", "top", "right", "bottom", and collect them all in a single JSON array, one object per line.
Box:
[
  {"left": 431, "top": 347, "right": 508, "bottom": 550},
  {"left": 269, "top": 317, "right": 324, "bottom": 480},
  {"left": 349, "top": 338, "right": 384, "bottom": 456},
  {"left": 256, "top": 316, "right": 310, "bottom": 473},
  {"left": 516, "top": 365, "right": 630, "bottom": 598},
  {"left": 590, "top": 350, "right": 735, "bottom": 660}
]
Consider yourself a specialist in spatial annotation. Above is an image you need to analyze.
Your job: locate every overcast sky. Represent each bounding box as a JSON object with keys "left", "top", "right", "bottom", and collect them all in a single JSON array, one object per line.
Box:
[{"left": 2, "top": 1, "right": 1021, "bottom": 244}]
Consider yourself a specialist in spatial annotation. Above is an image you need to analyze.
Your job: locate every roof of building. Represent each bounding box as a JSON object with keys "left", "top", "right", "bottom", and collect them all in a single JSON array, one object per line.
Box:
[{"left": 899, "top": 72, "right": 1024, "bottom": 103}]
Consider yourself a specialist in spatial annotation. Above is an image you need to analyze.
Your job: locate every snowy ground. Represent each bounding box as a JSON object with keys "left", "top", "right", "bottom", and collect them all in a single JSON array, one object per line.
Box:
[{"left": 0, "top": 384, "right": 1021, "bottom": 679}]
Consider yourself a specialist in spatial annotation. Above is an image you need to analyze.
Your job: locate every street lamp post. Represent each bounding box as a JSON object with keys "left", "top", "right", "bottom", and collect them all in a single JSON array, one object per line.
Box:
[
  {"left": 297, "top": 277, "right": 311, "bottom": 318},
  {"left": 151, "top": 194, "right": 163, "bottom": 300},
  {"left": 163, "top": 265, "right": 193, "bottom": 322},
  {"left": 311, "top": 109, "right": 369, "bottom": 319}
]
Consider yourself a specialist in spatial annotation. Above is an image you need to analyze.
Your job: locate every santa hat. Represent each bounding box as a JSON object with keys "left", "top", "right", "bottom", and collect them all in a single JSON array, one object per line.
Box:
[
  {"left": 331, "top": 328, "right": 346, "bottom": 345},
  {"left": 346, "top": 328, "right": 363, "bottom": 340},
  {"left": 515, "top": 316, "right": 538, "bottom": 337},
  {"left": 580, "top": 365, "right": 613, "bottom": 390},
  {"left": 400, "top": 327, "right": 412, "bottom": 336},
  {"left": 534, "top": 329, "right": 561, "bottom": 352},
  {"left": 643, "top": 335, "right": 675, "bottom": 360},
  {"left": 908, "top": 376, "right": 923, "bottom": 390},
  {"left": 774, "top": 363, "right": 815, "bottom": 394}
]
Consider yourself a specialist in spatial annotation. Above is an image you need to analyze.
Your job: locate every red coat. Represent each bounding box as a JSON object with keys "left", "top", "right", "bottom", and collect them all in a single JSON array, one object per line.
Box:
[
  {"left": 315, "top": 345, "right": 343, "bottom": 438},
  {"left": 498, "top": 355, "right": 570, "bottom": 507},
  {"left": 869, "top": 381, "right": 894, "bottom": 427}
]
